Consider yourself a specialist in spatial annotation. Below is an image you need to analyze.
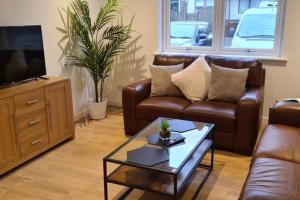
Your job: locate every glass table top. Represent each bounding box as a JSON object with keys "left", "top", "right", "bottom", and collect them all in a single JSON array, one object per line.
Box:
[{"left": 106, "top": 118, "right": 214, "bottom": 174}]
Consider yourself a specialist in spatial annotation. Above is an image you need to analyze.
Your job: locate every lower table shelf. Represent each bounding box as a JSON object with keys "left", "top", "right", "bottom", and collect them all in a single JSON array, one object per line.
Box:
[{"left": 107, "top": 139, "right": 213, "bottom": 196}]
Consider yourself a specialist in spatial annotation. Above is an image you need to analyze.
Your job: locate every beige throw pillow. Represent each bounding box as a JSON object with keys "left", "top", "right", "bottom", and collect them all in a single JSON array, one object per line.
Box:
[
  {"left": 150, "top": 63, "right": 184, "bottom": 96},
  {"left": 208, "top": 64, "right": 249, "bottom": 102},
  {"left": 171, "top": 56, "right": 211, "bottom": 101}
]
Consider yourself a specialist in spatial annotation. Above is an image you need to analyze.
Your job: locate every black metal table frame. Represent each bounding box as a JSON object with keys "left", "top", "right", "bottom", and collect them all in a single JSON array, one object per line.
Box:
[{"left": 103, "top": 124, "right": 215, "bottom": 200}]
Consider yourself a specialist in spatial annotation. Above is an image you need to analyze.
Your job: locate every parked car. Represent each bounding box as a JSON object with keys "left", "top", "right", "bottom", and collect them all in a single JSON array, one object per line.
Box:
[
  {"left": 231, "top": 3, "right": 277, "bottom": 49},
  {"left": 170, "top": 21, "right": 212, "bottom": 47}
]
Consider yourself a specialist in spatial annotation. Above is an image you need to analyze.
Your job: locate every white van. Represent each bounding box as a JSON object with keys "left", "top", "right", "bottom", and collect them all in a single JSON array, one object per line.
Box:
[{"left": 231, "top": 3, "right": 277, "bottom": 49}]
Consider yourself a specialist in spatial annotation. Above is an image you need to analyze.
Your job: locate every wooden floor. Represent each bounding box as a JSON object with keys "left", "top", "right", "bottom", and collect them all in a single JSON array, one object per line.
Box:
[{"left": 0, "top": 109, "right": 252, "bottom": 200}]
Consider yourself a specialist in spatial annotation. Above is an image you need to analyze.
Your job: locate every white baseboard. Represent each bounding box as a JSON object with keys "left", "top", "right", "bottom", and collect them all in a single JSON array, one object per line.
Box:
[
  {"left": 108, "top": 100, "right": 122, "bottom": 107},
  {"left": 74, "top": 109, "right": 89, "bottom": 121}
]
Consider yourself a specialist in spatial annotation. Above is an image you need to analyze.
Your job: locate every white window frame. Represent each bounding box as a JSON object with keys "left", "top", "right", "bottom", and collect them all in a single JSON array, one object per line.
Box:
[{"left": 160, "top": 0, "right": 287, "bottom": 58}]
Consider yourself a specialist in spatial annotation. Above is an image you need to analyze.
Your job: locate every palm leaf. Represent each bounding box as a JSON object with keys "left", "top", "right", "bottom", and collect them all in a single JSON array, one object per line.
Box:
[
  {"left": 93, "top": 0, "right": 120, "bottom": 31},
  {"left": 58, "top": 0, "right": 132, "bottom": 102}
]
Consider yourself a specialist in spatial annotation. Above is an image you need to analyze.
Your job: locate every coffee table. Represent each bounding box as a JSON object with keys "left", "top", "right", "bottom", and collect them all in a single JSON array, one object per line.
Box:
[{"left": 103, "top": 118, "right": 215, "bottom": 200}]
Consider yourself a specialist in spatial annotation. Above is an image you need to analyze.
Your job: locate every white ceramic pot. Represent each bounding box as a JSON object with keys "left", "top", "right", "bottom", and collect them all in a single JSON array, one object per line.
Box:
[{"left": 88, "top": 98, "right": 108, "bottom": 120}]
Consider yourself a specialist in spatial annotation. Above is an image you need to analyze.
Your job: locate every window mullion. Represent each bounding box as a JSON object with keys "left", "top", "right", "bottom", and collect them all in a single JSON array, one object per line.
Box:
[
  {"left": 273, "top": 0, "right": 286, "bottom": 56},
  {"left": 215, "top": 0, "right": 225, "bottom": 54}
]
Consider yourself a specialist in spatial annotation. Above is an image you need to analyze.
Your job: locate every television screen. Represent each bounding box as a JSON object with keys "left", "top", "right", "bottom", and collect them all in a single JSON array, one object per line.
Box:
[{"left": 0, "top": 25, "right": 46, "bottom": 84}]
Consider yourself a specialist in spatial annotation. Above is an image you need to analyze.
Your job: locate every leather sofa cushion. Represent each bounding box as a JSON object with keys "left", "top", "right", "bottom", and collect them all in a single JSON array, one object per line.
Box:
[
  {"left": 269, "top": 101, "right": 300, "bottom": 128},
  {"left": 183, "top": 101, "right": 237, "bottom": 132},
  {"left": 254, "top": 124, "right": 300, "bottom": 164},
  {"left": 153, "top": 54, "right": 198, "bottom": 68},
  {"left": 136, "top": 97, "right": 190, "bottom": 121},
  {"left": 240, "top": 158, "right": 300, "bottom": 200}
]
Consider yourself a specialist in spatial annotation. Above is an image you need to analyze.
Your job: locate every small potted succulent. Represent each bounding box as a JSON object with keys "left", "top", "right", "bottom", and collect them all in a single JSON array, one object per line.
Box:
[{"left": 159, "top": 119, "right": 171, "bottom": 140}]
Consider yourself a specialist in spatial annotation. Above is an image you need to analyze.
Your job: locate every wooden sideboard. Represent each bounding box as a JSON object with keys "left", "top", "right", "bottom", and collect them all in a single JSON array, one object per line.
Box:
[{"left": 0, "top": 77, "right": 75, "bottom": 175}]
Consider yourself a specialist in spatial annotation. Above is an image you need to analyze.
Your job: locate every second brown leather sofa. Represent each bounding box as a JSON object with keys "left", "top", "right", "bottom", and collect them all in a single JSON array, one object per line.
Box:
[
  {"left": 122, "top": 54, "right": 265, "bottom": 155},
  {"left": 239, "top": 102, "right": 300, "bottom": 200}
]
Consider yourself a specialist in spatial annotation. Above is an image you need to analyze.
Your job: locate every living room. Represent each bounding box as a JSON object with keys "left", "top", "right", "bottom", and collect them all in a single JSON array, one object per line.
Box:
[{"left": 0, "top": 0, "right": 299, "bottom": 200}]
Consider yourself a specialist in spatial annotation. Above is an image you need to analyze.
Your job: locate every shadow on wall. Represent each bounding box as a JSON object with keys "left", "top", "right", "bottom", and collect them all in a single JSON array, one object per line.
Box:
[
  {"left": 104, "top": 34, "right": 148, "bottom": 105},
  {"left": 56, "top": 31, "right": 148, "bottom": 118},
  {"left": 60, "top": 64, "right": 94, "bottom": 119},
  {"left": 57, "top": 30, "right": 94, "bottom": 119}
]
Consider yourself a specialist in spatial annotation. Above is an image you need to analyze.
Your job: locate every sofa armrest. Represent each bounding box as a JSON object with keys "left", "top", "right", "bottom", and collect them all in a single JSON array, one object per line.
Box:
[
  {"left": 269, "top": 101, "right": 300, "bottom": 128},
  {"left": 235, "top": 87, "right": 264, "bottom": 155},
  {"left": 122, "top": 79, "right": 151, "bottom": 135},
  {"left": 122, "top": 79, "right": 151, "bottom": 104},
  {"left": 240, "top": 87, "right": 263, "bottom": 103}
]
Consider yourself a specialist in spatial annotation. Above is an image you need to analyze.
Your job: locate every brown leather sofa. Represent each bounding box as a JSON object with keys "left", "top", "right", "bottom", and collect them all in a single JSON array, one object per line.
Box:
[
  {"left": 122, "top": 54, "right": 265, "bottom": 155},
  {"left": 239, "top": 102, "right": 300, "bottom": 200}
]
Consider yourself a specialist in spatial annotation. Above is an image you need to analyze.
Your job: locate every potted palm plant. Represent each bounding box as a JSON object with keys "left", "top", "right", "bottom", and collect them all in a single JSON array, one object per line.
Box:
[{"left": 59, "top": 0, "right": 132, "bottom": 119}]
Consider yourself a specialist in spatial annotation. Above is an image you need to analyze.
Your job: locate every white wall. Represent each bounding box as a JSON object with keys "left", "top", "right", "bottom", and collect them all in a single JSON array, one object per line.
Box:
[
  {"left": 0, "top": 0, "right": 97, "bottom": 119},
  {"left": 0, "top": 0, "right": 157, "bottom": 120},
  {"left": 263, "top": 0, "right": 300, "bottom": 115},
  {"left": 103, "top": 0, "right": 158, "bottom": 106},
  {"left": 0, "top": 0, "right": 300, "bottom": 119},
  {"left": 108, "top": 0, "right": 300, "bottom": 117}
]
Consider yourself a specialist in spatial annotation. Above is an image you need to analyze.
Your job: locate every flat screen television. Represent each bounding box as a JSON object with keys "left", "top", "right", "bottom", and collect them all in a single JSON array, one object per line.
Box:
[{"left": 0, "top": 25, "right": 46, "bottom": 85}]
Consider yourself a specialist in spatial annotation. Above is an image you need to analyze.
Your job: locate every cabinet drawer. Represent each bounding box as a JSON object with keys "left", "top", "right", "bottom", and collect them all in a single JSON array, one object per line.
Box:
[
  {"left": 19, "top": 128, "right": 49, "bottom": 158},
  {"left": 16, "top": 109, "right": 48, "bottom": 136},
  {"left": 14, "top": 89, "right": 45, "bottom": 116}
]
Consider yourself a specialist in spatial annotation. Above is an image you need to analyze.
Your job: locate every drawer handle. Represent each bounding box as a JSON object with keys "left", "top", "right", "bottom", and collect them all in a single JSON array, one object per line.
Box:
[
  {"left": 26, "top": 99, "right": 40, "bottom": 106},
  {"left": 31, "top": 138, "right": 43, "bottom": 145},
  {"left": 29, "top": 119, "right": 41, "bottom": 127}
]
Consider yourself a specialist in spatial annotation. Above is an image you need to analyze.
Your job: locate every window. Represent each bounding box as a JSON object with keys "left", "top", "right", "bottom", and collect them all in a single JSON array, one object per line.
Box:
[
  {"left": 168, "top": 0, "right": 214, "bottom": 48},
  {"left": 239, "top": 0, "right": 251, "bottom": 14},
  {"left": 161, "top": 0, "right": 286, "bottom": 57}
]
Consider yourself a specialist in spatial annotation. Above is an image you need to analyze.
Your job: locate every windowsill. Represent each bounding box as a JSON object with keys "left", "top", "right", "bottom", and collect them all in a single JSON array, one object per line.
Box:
[{"left": 153, "top": 51, "right": 288, "bottom": 66}]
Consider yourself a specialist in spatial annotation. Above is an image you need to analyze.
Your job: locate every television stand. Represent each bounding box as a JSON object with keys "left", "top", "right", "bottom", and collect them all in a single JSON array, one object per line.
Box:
[{"left": 0, "top": 76, "right": 75, "bottom": 175}]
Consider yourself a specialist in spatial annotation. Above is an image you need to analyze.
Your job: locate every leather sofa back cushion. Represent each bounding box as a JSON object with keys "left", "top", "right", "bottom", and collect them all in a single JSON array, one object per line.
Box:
[
  {"left": 240, "top": 158, "right": 300, "bottom": 200},
  {"left": 153, "top": 54, "right": 264, "bottom": 87},
  {"left": 253, "top": 124, "right": 300, "bottom": 164},
  {"left": 269, "top": 101, "right": 300, "bottom": 128}
]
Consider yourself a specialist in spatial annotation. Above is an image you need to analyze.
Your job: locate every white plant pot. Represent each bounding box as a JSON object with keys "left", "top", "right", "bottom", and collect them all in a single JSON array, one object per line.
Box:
[{"left": 88, "top": 98, "right": 108, "bottom": 120}]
